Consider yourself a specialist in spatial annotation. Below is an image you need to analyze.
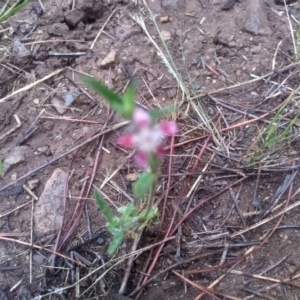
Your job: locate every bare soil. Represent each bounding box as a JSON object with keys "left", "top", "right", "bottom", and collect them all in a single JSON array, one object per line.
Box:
[{"left": 1, "top": 0, "right": 300, "bottom": 299}]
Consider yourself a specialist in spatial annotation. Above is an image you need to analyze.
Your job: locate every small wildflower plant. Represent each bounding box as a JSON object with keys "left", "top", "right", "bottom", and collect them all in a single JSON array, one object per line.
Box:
[{"left": 83, "top": 76, "right": 177, "bottom": 254}]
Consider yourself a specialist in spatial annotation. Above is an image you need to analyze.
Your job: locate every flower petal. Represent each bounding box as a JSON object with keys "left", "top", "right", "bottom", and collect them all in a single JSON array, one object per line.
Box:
[
  {"left": 159, "top": 122, "right": 177, "bottom": 135},
  {"left": 118, "top": 135, "right": 135, "bottom": 147},
  {"left": 134, "top": 151, "right": 149, "bottom": 167},
  {"left": 133, "top": 108, "right": 152, "bottom": 127}
]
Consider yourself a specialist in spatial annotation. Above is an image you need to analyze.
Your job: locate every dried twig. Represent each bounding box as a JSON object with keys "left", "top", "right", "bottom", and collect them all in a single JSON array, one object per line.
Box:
[
  {"left": 230, "top": 270, "right": 300, "bottom": 288},
  {"left": 0, "top": 68, "right": 65, "bottom": 103},
  {"left": 119, "top": 230, "right": 143, "bottom": 294},
  {"left": 90, "top": 9, "right": 117, "bottom": 49},
  {"left": 229, "top": 185, "right": 245, "bottom": 226},
  {"left": 0, "top": 115, "right": 22, "bottom": 141},
  {"left": 18, "top": 109, "right": 45, "bottom": 145},
  {"left": 256, "top": 169, "right": 298, "bottom": 221},
  {"left": 0, "top": 236, "right": 85, "bottom": 266},
  {"left": 173, "top": 270, "right": 243, "bottom": 300},
  {"left": 0, "top": 121, "right": 129, "bottom": 193}
]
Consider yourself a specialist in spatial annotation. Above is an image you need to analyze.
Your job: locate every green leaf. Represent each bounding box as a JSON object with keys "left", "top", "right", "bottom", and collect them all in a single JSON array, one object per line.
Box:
[
  {"left": 0, "top": 1, "right": 9, "bottom": 17},
  {"left": 148, "top": 105, "right": 176, "bottom": 122},
  {"left": 149, "top": 154, "right": 160, "bottom": 173},
  {"left": 108, "top": 231, "right": 124, "bottom": 255},
  {"left": 0, "top": 160, "right": 2, "bottom": 175},
  {"left": 94, "top": 190, "right": 114, "bottom": 224},
  {"left": 0, "top": 0, "right": 29, "bottom": 22},
  {"left": 133, "top": 172, "right": 156, "bottom": 200},
  {"left": 82, "top": 75, "right": 125, "bottom": 114},
  {"left": 122, "top": 83, "right": 136, "bottom": 119},
  {"left": 117, "top": 203, "right": 133, "bottom": 215}
]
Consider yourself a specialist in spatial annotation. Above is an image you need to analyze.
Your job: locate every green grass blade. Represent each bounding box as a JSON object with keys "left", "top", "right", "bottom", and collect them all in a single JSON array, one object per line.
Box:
[
  {"left": 82, "top": 75, "right": 125, "bottom": 113},
  {"left": 122, "top": 83, "right": 136, "bottom": 119},
  {"left": 0, "top": 0, "right": 10, "bottom": 17},
  {"left": 133, "top": 172, "right": 156, "bottom": 200},
  {"left": 0, "top": 0, "right": 30, "bottom": 22},
  {"left": 148, "top": 105, "right": 176, "bottom": 122},
  {"left": 94, "top": 190, "right": 115, "bottom": 224},
  {"left": 108, "top": 231, "right": 124, "bottom": 255}
]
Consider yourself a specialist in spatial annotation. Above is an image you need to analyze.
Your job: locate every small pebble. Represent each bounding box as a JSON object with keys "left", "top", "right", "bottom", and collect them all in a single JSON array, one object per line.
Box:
[
  {"left": 97, "top": 237, "right": 105, "bottom": 245},
  {"left": 98, "top": 50, "right": 118, "bottom": 69},
  {"left": 161, "top": 30, "right": 171, "bottom": 41},
  {"left": 125, "top": 173, "right": 138, "bottom": 182},
  {"left": 160, "top": 15, "right": 169, "bottom": 23}
]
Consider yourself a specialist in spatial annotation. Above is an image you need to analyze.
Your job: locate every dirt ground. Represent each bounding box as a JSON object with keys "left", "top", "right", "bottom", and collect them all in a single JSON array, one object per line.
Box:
[{"left": 1, "top": 0, "right": 300, "bottom": 299}]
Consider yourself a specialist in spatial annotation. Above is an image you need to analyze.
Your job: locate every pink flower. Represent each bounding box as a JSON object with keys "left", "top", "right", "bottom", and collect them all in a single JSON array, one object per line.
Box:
[{"left": 118, "top": 108, "right": 177, "bottom": 167}]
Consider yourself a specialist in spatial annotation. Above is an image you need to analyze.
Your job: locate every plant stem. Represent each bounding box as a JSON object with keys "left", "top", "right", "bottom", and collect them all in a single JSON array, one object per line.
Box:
[{"left": 140, "top": 173, "right": 156, "bottom": 223}]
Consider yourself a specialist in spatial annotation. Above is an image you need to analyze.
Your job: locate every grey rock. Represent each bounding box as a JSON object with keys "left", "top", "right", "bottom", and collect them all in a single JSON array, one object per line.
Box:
[
  {"left": 98, "top": 51, "right": 118, "bottom": 69},
  {"left": 64, "top": 89, "right": 80, "bottom": 106},
  {"left": 34, "top": 168, "right": 68, "bottom": 237},
  {"left": 241, "top": 0, "right": 272, "bottom": 35},
  {"left": 51, "top": 96, "right": 67, "bottom": 114},
  {"left": 12, "top": 39, "right": 31, "bottom": 65},
  {"left": 37, "top": 145, "right": 49, "bottom": 154},
  {"left": 97, "top": 237, "right": 105, "bottom": 245},
  {"left": 1, "top": 146, "right": 28, "bottom": 176},
  {"left": 64, "top": 9, "right": 85, "bottom": 27},
  {"left": 161, "top": 30, "right": 171, "bottom": 41}
]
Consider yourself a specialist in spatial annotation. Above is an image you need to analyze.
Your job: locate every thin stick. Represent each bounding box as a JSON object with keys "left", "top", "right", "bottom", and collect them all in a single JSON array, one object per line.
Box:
[
  {"left": 0, "top": 115, "right": 22, "bottom": 141},
  {"left": 172, "top": 177, "right": 248, "bottom": 236},
  {"left": 90, "top": 9, "right": 116, "bottom": 49},
  {"left": 173, "top": 271, "right": 220, "bottom": 300},
  {"left": 40, "top": 116, "right": 103, "bottom": 124},
  {"left": 230, "top": 270, "right": 300, "bottom": 288},
  {"left": 242, "top": 288, "right": 277, "bottom": 300},
  {"left": 0, "top": 68, "right": 65, "bottom": 103},
  {"left": 0, "top": 201, "right": 32, "bottom": 219},
  {"left": 165, "top": 89, "right": 295, "bottom": 150},
  {"left": 23, "top": 39, "right": 86, "bottom": 46},
  {"left": 186, "top": 146, "right": 213, "bottom": 199},
  {"left": 192, "top": 62, "right": 300, "bottom": 97},
  {"left": 0, "top": 232, "right": 28, "bottom": 237},
  {"left": 42, "top": 236, "right": 176, "bottom": 299},
  {"left": 128, "top": 250, "right": 223, "bottom": 297},
  {"left": 188, "top": 174, "right": 295, "bottom": 276},
  {"left": 22, "top": 184, "right": 39, "bottom": 200},
  {"left": 18, "top": 109, "right": 45, "bottom": 144},
  {"left": 0, "top": 236, "right": 85, "bottom": 267},
  {"left": 0, "top": 121, "right": 129, "bottom": 192},
  {"left": 119, "top": 230, "right": 143, "bottom": 294},
  {"left": 229, "top": 185, "right": 245, "bottom": 226},
  {"left": 283, "top": 0, "right": 297, "bottom": 56},
  {"left": 219, "top": 243, "right": 229, "bottom": 266},
  {"left": 161, "top": 133, "right": 175, "bottom": 225},
  {"left": 230, "top": 195, "right": 300, "bottom": 238},
  {"left": 29, "top": 196, "right": 34, "bottom": 283},
  {"left": 37, "top": 0, "right": 45, "bottom": 12},
  {"left": 173, "top": 270, "right": 243, "bottom": 300}
]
